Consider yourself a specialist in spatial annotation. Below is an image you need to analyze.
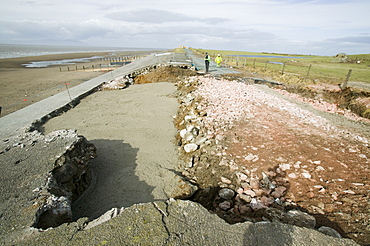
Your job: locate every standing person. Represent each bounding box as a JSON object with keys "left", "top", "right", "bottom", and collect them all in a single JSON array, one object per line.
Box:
[
  {"left": 204, "top": 52, "right": 210, "bottom": 73},
  {"left": 215, "top": 54, "right": 222, "bottom": 67}
]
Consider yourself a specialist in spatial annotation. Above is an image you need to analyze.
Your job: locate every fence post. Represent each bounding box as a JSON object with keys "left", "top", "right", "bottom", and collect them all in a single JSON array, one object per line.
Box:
[
  {"left": 304, "top": 64, "right": 312, "bottom": 82},
  {"left": 253, "top": 59, "right": 256, "bottom": 68},
  {"left": 244, "top": 58, "right": 247, "bottom": 66},
  {"left": 65, "top": 83, "right": 72, "bottom": 101},
  {"left": 281, "top": 63, "right": 286, "bottom": 74},
  {"left": 341, "top": 69, "right": 352, "bottom": 88},
  {"left": 264, "top": 61, "right": 268, "bottom": 71}
]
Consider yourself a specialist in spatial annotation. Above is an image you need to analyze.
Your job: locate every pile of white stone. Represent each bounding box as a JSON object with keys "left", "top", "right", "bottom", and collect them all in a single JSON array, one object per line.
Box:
[
  {"left": 101, "top": 75, "right": 133, "bottom": 90},
  {"left": 175, "top": 76, "right": 344, "bottom": 239}
]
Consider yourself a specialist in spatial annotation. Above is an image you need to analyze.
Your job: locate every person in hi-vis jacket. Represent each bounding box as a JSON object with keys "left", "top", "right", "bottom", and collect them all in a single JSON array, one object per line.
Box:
[{"left": 215, "top": 54, "right": 222, "bottom": 67}]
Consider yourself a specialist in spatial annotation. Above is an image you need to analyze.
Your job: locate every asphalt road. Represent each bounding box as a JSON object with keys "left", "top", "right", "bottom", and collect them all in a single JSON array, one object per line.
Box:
[{"left": 184, "top": 49, "right": 239, "bottom": 75}]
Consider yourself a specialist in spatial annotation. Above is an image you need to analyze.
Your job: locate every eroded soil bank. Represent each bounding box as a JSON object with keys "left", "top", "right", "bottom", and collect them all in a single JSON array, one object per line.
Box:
[{"left": 234, "top": 67, "right": 370, "bottom": 120}]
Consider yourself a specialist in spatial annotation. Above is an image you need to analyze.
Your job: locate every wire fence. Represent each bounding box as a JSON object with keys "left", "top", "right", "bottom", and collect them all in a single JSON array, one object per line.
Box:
[
  {"left": 59, "top": 54, "right": 147, "bottom": 72},
  {"left": 0, "top": 53, "right": 149, "bottom": 116},
  {"left": 193, "top": 49, "right": 368, "bottom": 86},
  {"left": 223, "top": 55, "right": 354, "bottom": 86}
]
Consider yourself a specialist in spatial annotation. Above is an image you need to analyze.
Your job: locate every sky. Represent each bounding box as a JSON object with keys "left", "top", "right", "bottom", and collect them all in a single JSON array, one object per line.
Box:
[{"left": 0, "top": 0, "right": 369, "bottom": 55}]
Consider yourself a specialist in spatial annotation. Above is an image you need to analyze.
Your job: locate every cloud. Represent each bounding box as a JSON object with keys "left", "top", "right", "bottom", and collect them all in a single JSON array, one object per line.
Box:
[
  {"left": 326, "top": 35, "right": 370, "bottom": 44},
  {"left": 22, "top": 0, "right": 55, "bottom": 6},
  {"left": 0, "top": 17, "right": 333, "bottom": 54},
  {"left": 107, "top": 8, "right": 228, "bottom": 24},
  {"left": 0, "top": 0, "right": 369, "bottom": 54},
  {"left": 0, "top": 19, "right": 113, "bottom": 45},
  {"left": 281, "top": 0, "right": 353, "bottom": 4},
  {"left": 227, "top": 29, "right": 278, "bottom": 41}
]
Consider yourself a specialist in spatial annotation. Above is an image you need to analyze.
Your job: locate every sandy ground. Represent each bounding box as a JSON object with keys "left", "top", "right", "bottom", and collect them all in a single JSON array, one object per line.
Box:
[
  {"left": 43, "top": 82, "right": 181, "bottom": 221},
  {"left": 0, "top": 52, "right": 128, "bottom": 116}
]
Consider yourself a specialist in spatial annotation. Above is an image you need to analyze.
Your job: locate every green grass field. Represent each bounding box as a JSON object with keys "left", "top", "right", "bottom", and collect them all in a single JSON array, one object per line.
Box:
[{"left": 192, "top": 48, "right": 370, "bottom": 84}]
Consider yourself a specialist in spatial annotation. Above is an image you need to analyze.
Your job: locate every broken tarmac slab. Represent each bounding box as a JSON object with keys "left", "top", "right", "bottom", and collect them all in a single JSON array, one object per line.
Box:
[
  {"left": 9, "top": 199, "right": 358, "bottom": 245},
  {"left": 0, "top": 130, "right": 359, "bottom": 245},
  {"left": 0, "top": 127, "right": 197, "bottom": 245},
  {"left": 0, "top": 129, "right": 96, "bottom": 243}
]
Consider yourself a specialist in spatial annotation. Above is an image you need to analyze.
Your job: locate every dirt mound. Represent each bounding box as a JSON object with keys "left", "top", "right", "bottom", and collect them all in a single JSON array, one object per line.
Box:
[
  {"left": 232, "top": 66, "right": 370, "bottom": 120},
  {"left": 134, "top": 66, "right": 198, "bottom": 84},
  {"left": 284, "top": 85, "right": 370, "bottom": 120},
  {"left": 348, "top": 94, "right": 370, "bottom": 119}
]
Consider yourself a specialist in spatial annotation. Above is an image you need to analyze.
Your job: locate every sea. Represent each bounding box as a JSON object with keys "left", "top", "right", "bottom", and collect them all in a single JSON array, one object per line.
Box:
[{"left": 0, "top": 43, "right": 160, "bottom": 59}]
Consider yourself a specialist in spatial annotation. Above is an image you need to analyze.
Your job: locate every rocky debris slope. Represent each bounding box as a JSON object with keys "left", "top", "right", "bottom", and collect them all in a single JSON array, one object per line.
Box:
[
  {"left": 174, "top": 75, "right": 369, "bottom": 244},
  {"left": 0, "top": 129, "right": 96, "bottom": 243}
]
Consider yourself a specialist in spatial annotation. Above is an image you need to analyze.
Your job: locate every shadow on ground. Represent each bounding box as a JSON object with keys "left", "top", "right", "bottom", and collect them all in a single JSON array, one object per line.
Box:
[{"left": 72, "top": 139, "right": 154, "bottom": 221}]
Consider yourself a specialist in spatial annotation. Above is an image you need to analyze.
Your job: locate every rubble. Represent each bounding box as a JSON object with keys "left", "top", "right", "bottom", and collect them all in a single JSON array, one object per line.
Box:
[
  {"left": 0, "top": 129, "right": 96, "bottom": 236},
  {"left": 174, "top": 75, "right": 370, "bottom": 244}
]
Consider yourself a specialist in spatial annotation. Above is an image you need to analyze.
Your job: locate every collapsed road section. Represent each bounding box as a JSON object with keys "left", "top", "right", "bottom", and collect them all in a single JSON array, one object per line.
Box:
[{"left": 0, "top": 54, "right": 366, "bottom": 245}]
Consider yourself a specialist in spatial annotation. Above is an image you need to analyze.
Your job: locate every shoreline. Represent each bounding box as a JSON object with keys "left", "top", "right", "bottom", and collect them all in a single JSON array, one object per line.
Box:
[
  {"left": 0, "top": 52, "right": 112, "bottom": 68},
  {"left": 0, "top": 51, "right": 148, "bottom": 116}
]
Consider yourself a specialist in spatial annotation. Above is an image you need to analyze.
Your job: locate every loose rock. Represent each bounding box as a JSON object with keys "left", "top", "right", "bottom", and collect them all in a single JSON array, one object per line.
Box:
[
  {"left": 219, "top": 200, "right": 232, "bottom": 211},
  {"left": 184, "top": 143, "right": 198, "bottom": 153},
  {"left": 285, "top": 210, "right": 316, "bottom": 229},
  {"left": 218, "top": 188, "right": 235, "bottom": 200},
  {"left": 318, "top": 226, "right": 342, "bottom": 238}
]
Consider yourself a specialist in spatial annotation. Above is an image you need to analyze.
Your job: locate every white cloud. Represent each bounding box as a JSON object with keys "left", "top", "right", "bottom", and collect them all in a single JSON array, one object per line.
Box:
[
  {"left": 0, "top": 0, "right": 369, "bottom": 54},
  {"left": 327, "top": 35, "right": 370, "bottom": 44},
  {"left": 107, "top": 9, "right": 228, "bottom": 24}
]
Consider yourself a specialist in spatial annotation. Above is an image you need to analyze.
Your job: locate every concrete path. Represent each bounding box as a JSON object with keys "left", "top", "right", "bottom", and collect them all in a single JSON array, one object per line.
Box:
[
  {"left": 0, "top": 53, "right": 180, "bottom": 140},
  {"left": 43, "top": 82, "right": 180, "bottom": 221},
  {"left": 0, "top": 49, "right": 237, "bottom": 140}
]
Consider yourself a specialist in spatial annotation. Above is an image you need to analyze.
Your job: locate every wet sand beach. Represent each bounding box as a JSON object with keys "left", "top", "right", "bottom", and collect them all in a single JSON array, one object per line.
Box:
[{"left": 0, "top": 52, "right": 133, "bottom": 116}]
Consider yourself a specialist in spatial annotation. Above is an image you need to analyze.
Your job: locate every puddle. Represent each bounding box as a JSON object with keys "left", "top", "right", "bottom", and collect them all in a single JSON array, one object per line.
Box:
[{"left": 22, "top": 56, "right": 103, "bottom": 68}]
